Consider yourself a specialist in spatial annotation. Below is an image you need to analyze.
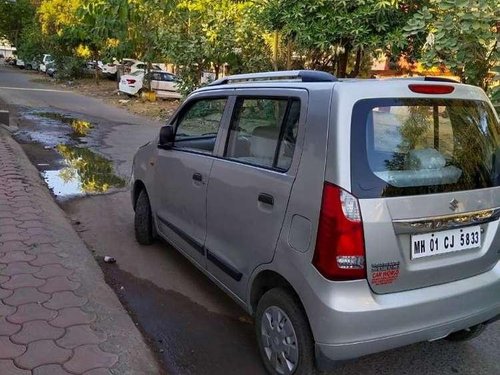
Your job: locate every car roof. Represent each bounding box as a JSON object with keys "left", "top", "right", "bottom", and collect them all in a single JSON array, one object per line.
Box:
[{"left": 193, "top": 71, "right": 486, "bottom": 102}]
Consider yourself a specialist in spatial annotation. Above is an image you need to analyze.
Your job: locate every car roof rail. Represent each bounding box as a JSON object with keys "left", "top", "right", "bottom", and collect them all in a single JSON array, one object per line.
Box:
[{"left": 208, "top": 70, "right": 337, "bottom": 86}]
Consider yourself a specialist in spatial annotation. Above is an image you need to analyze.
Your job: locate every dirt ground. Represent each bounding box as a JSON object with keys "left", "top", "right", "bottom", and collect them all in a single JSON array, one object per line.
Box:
[{"left": 30, "top": 73, "right": 180, "bottom": 123}]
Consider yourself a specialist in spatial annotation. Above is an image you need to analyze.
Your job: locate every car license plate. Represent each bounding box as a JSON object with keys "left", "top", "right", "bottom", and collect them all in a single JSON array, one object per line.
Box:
[{"left": 411, "top": 225, "right": 481, "bottom": 259}]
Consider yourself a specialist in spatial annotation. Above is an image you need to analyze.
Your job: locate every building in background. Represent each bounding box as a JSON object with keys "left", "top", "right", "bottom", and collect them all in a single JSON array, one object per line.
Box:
[{"left": 0, "top": 39, "right": 16, "bottom": 58}]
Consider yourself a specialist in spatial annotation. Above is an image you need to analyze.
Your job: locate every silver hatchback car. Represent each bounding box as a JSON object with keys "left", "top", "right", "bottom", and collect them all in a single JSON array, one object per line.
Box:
[{"left": 131, "top": 71, "right": 500, "bottom": 374}]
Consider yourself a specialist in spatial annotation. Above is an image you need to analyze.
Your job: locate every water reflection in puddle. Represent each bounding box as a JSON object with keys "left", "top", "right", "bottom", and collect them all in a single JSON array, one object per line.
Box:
[
  {"left": 36, "top": 112, "right": 93, "bottom": 137},
  {"left": 43, "top": 145, "right": 125, "bottom": 198},
  {"left": 17, "top": 110, "right": 125, "bottom": 199}
]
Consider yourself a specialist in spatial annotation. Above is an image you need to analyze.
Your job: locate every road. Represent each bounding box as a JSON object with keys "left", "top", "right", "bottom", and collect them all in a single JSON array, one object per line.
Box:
[{"left": 1, "top": 65, "right": 499, "bottom": 375}]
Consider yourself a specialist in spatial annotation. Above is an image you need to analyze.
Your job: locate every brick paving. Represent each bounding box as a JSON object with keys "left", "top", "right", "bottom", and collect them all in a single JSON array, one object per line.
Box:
[{"left": 0, "top": 128, "right": 159, "bottom": 373}]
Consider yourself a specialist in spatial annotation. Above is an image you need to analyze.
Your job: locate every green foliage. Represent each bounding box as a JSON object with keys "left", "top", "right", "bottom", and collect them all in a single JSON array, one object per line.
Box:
[
  {"left": 15, "top": 21, "right": 47, "bottom": 62},
  {"left": 0, "top": 0, "right": 36, "bottom": 47},
  {"left": 158, "top": 0, "right": 271, "bottom": 93},
  {"left": 256, "top": 0, "right": 421, "bottom": 76},
  {"left": 404, "top": 0, "right": 499, "bottom": 89},
  {"left": 53, "top": 56, "right": 87, "bottom": 80}
]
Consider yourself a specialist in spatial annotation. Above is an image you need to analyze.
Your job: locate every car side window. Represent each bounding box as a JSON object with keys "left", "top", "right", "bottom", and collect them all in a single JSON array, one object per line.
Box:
[
  {"left": 225, "top": 97, "right": 300, "bottom": 170},
  {"left": 174, "top": 98, "right": 227, "bottom": 154}
]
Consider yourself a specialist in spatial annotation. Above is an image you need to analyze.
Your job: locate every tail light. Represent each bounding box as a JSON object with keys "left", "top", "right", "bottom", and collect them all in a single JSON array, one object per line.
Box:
[
  {"left": 313, "top": 183, "right": 366, "bottom": 280},
  {"left": 409, "top": 84, "right": 454, "bottom": 94},
  {"left": 126, "top": 79, "right": 136, "bottom": 84}
]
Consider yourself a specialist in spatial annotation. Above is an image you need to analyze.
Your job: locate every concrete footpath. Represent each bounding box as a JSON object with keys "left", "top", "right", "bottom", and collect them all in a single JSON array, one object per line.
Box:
[{"left": 0, "top": 127, "right": 160, "bottom": 374}]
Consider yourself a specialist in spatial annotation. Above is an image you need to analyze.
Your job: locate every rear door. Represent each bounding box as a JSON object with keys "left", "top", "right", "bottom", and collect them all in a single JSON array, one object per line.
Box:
[
  {"left": 150, "top": 72, "right": 178, "bottom": 95},
  {"left": 350, "top": 94, "right": 500, "bottom": 293},
  {"left": 205, "top": 90, "right": 306, "bottom": 298}
]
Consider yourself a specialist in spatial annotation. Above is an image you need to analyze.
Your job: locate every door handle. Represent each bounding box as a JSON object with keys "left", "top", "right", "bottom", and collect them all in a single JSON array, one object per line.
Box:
[
  {"left": 192, "top": 173, "right": 203, "bottom": 182},
  {"left": 258, "top": 193, "right": 274, "bottom": 206}
]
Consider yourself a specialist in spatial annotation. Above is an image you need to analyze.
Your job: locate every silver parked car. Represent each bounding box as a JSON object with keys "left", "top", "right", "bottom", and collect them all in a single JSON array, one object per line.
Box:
[{"left": 131, "top": 71, "right": 500, "bottom": 374}]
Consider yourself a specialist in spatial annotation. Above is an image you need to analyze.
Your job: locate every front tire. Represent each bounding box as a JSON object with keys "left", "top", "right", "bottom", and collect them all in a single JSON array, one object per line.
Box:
[
  {"left": 134, "top": 189, "right": 155, "bottom": 245},
  {"left": 255, "top": 288, "right": 316, "bottom": 375}
]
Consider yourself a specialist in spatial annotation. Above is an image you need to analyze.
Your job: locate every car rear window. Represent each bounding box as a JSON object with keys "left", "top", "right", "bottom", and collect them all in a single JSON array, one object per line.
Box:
[{"left": 351, "top": 98, "right": 500, "bottom": 198}]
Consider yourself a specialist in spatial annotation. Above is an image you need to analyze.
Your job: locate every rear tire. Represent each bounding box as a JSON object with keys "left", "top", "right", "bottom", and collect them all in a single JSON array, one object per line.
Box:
[
  {"left": 134, "top": 189, "right": 155, "bottom": 245},
  {"left": 255, "top": 288, "right": 316, "bottom": 375},
  {"left": 445, "top": 324, "right": 486, "bottom": 342}
]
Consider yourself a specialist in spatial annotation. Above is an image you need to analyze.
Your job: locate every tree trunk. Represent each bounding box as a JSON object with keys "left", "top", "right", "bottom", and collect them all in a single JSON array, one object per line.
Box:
[
  {"left": 286, "top": 39, "right": 292, "bottom": 70},
  {"left": 272, "top": 31, "right": 279, "bottom": 71},
  {"left": 214, "top": 64, "right": 220, "bottom": 79},
  {"left": 93, "top": 50, "right": 99, "bottom": 85},
  {"left": 337, "top": 45, "right": 351, "bottom": 78},
  {"left": 349, "top": 47, "right": 363, "bottom": 78}
]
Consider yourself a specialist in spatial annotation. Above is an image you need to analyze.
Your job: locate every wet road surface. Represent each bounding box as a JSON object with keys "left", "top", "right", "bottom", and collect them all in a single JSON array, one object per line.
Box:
[{"left": 1, "top": 65, "right": 499, "bottom": 375}]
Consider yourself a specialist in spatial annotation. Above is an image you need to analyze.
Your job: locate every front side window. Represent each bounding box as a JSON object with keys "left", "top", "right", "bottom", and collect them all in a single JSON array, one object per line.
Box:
[
  {"left": 225, "top": 98, "right": 300, "bottom": 170},
  {"left": 351, "top": 99, "right": 500, "bottom": 198},
  {"left": 174, "top": 98, "right": 227, "bottom": 154}
]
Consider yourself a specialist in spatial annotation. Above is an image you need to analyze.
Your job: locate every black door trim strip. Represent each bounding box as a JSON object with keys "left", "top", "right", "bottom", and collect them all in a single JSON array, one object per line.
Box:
[
  {"left": 206, "top": 249, "right": 243, "bottom": 281},
  {"left": 156, "top": 214, "right": 205, "bottom": 255},
  {"left": 156, "top": 215, "right": 243, "bottom": 281}
]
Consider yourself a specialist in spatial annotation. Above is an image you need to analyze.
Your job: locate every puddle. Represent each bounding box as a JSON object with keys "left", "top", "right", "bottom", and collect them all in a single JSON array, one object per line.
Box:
[
  {"left": 15, "top": 109, "right": 125, "bottom": 199},
  {"left": 43, "top": 145, "right": 125, "bottom": 198},
  {"left": 35, "top": 112, "right": 93, "bottom": 137},
  {"left": 16, "top": 110, "right": 96, "bottom": 147}
]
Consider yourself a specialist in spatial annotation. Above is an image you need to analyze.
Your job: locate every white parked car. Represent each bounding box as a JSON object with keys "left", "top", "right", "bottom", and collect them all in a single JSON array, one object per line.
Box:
[
  {"left": 39, "top": 54, "right": 53, "bottom": 73},
  {"left": 86, "top": 60, "right": 103, "bottom": 70},
  {"left": 15, "top": 59, "right": 25, "bottom": 68},
  {"left": 128, "top": 62, "right": 163, "bottom": 74},
  {"left": 101, "top": 59, "right": 120, "bottom": 77},
  {"left": 102, "top": 58, "right": 138, "bottom": 78},
  {"left": 119, "top": 70, "right": 181, "bottom": 99}
]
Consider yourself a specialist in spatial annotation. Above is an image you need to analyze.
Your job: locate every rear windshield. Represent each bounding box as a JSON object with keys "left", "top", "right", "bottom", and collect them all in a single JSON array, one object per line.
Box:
[{"left": 351, "top": 98, "right": 500, "bottom": 198}]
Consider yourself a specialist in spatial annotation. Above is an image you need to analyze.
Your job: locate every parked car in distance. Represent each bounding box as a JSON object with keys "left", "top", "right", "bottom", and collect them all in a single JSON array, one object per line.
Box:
[
  {"left": 102, "top": 58, "right": 138, "bottom": 78},
  {"left": 119, "top": 70, "right": 181, "bottom": 99},
  {"left": 119, "top": 70, "right": 144, "bottom": 96},
  {"left": 46, "top": 63, "right": 57, "bottom": 78},
  {"left": 128, "top": 61, "right": 163, "bottom": 74},
  {"left": 86, "top": 60, "right": 103, "bottom": 70},
  {"left": 131, "top": 70, "right": 500, "bottom": 375},
  {"left": 39, "top": 54, "right": 53, "bottom": 73},
  {"left": 101, "top": 59, "right": 120, "bottom": 77},
  {"left": 15, "top": 59, "right": 25, "bottom": 68},
  {"left": 26, "top": 60, "right": 40, "bottom": 70}
]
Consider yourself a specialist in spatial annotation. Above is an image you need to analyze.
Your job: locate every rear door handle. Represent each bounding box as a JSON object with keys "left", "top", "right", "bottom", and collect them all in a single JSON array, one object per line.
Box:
[
  {"left": 258, "top": 193, "right": 274, "bottom": 206},
  {"left": 192, "top": 173, "right": 203, "bottom": 182}
]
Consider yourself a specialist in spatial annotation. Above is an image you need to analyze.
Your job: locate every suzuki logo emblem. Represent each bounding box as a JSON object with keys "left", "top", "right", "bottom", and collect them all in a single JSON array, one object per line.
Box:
[{"left": 449, "top": 199, "right": 459, "bottom": 211}]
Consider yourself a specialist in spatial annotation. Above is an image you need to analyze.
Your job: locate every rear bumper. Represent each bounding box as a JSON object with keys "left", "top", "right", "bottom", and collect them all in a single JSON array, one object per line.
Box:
[{"left": 302, "top": 262, "right": 500, "bottom": 366}]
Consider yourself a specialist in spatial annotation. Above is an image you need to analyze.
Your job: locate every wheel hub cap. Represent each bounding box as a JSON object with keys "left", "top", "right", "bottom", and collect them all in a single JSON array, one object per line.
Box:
[{"left": 261, "top": 306, "right": 298, "bottom": 375}]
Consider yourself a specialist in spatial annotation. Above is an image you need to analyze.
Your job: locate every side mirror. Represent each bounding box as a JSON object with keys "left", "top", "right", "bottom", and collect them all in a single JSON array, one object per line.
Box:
[{"left": 158, "top": 125, "right": 174, "bottom": 149}]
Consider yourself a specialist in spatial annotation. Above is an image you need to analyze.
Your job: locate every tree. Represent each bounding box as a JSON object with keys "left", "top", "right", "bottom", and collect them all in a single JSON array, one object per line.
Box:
[
  {"left": 15, "top": 20, "right": 47, "bottom": 62},
  {"left": 38, "top": 0, "right": 81, "bottom": 35},
  {"left": 156, "top": 0, "right": 271, "bottom": 93},
  {"left": 257, "top": 0, "right": 421, "bottom": 77},
  {"left": 0, "top": 0, "right": 36, "bottom": 47},
  {"left": 404, "top": 0, "right": 499, "bottom": 90},
  {"left": 64, "top": 0, "right": 129, "bottom": 83}
]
